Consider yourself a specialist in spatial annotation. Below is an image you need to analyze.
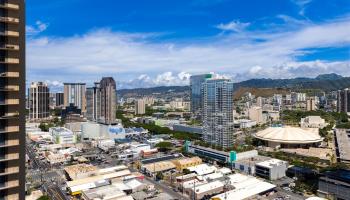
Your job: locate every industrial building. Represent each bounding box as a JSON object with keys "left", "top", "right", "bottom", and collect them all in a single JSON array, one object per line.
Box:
[
  {"left": 233, "top": 156, "right": 288, "bottom": 180},
  {"left": 211, "top": 174, "right": 276, "bottom": 200},
  {"left": 318, "top": 169, "right": 350, "bottom": 200},
  {"left": 171, "top": 156, "right": 202, "bottom": 172}
]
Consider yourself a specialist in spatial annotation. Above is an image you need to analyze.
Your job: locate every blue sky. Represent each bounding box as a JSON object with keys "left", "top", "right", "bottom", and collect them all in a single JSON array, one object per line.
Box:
[{"left": 26, "top": 0, "right": 350, "bottom": 89}]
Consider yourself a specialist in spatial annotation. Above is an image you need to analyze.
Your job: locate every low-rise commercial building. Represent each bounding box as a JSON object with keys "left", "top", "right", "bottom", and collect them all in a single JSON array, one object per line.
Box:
[
  {"left": 142, "top": 161, "right": 176, "bottom": 175},
  {"left": 49, "top": 127, "right": 77, "bottom": 144},
  {"left": 171, "top": 156, "right": 202, "bottom": 172},
  {"left": 300, "top": 116, "right": 327, "bottom": 128},
  {"left": 211, "top": 174, "right": 276, "bottom": 200},
  {"left": 255, "top": 159, "right": 288, "bottom": 180},
  {"left": 187, "top": 180, "right": 224, "bottom": 200},
  {"left": 234, "top": 156, "right": 288, "bottom": 180},
  {"left": 318, "top": 169, "right": 350, "bottom": 200},
  {"left": 64, "top": 164, "right": 98, "bottom": 180}
]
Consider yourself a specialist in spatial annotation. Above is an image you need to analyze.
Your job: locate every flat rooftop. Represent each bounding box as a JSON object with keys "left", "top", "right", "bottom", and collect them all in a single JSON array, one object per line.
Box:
[
  {"left": 256, "top": 158, "right": 287, "bottom": 169},
  {"left": 212, "top": 174, "right": 276, "bottom": 200},
  {"left": 234, "top": 155, "right": 271, "bottom": 166},
  {"left": 335, "top": 129, "right": 350, "bottom": 162},
  {"left": 321, "top": 169, "right": 350, "bottom": 184}
]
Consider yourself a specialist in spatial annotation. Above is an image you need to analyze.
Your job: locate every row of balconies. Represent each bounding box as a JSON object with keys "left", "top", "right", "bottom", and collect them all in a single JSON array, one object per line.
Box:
[
  {"left": 0, "top": 126, "right": 18, "bottom": 133},
  {"left": 0, "top": 139, "right": 19, "bottom": 148},
  {"left": 0, "top": 31, "right": 19, "bottom": 37},
  {"left": 0, "top": 2, "right": 19, "bottom": 10},
  {"left": 0, "top": 17, "right": 19, "bottom": 24},
  {"left": 0, "top": 72, "right": 19, "bottom": 78},
  {"left": 0, "top": 112, "right": 19, "bottom": 119},
  {"left": 0, "top": 153, "right": 19, "bottom": 162},
  {"left": 0, "top": 180, "right": 19, "bottom": 191},
  {"left": 0, "top": 58, "right": 19, "bottom": 64},
  {"left": 0, "top": 44, "right": 19, "bottom": 51},
  {"left": 0, "top": 99, "right": 19, "bottom": 105},
  {"left": 0, "top": 85, "right": 19, "bottom": 91}
]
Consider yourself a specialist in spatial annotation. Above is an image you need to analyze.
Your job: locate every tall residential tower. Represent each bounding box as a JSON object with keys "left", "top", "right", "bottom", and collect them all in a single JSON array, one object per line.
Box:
[
  {"left": 190, "top": 74, "right": 212, "bottom": 119},
  {"left": 63, "top": 83, "right": 86, "bottom": 113},
  {"left": 0, "top": 0, "right": 25, "bottom": 199},
  {"left": 99, "top": 77, "right": 117, "bottom": 124},
  {"left": 202, "top": 79, "right": 235, "bottom": 148},
  {"left": 86, "top": 78, "right": 117, "bottom": 125},
  {"left": 28, "top": 82, "right": 49, "bottom": 120}
]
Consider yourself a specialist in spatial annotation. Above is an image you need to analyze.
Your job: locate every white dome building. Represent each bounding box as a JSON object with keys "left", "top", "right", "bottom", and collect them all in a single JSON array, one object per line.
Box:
[{"left": 254, "top": 126, "right": 323, "bottom": 148}]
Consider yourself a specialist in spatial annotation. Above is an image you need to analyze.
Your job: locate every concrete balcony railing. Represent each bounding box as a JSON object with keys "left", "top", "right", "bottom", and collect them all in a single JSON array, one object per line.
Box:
[
  {"left": 0, "top": 166, "right": 19, "bottom": 176},
  {"left": 0, "top": 17, "right": 19, "bottom": 24},
  {"left": 0, "top": 3, "right": 19, "bottom": 10},
  {"left": 0, "top": 139, "right": 19, "bottom": 147},
  {"left": 0, "top": 72, "right": 19, "bottom": 78},
  {"left": 0, "top": 99, "right": 19, "bottom": 105},
  {"left": 0, "top": 85, "right": 19, "bottom": 91},
  {"left": 0, "top": 31, "right": 19, "bottom": 37},
  {"left": 0, "top": 44, "right": 19, "bottom": 51},
  {"left": 0, "top": 153, "right": 19, "bottom": 161},
  {"left": 0, "top": 180, "right": 19, "bottom": 190},
  {"left": 0, "top": 58, "right": 19, "bottom": 64},
  {"left": 5, "top": 194, "right": 19, "bottom": 200},
  {"left": 0, "top": 112, "right": 19, "bottom": 119},
  {"left": 0, "top": 126, "right": 19, "bottom": 133}
]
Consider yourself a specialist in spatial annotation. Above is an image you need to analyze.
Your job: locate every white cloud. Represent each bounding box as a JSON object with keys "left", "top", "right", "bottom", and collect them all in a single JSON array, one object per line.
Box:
[
  {"left": 291, "top": 0, "right": 313, "bottom": 16},
  {"left": 215, "top": 20, "right": 250, "bottom": 32},
  {"left": 26, "top": 21, "right": 49, "bottom": 36},
  {"left": 27, "top": 16, "right": 350, "bottom": 89}
]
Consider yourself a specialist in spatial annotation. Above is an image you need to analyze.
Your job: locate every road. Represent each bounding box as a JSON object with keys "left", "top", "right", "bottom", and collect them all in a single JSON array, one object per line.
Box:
[
  {"left": 145, "top": 176, "right": 189, "bottom": 200},
  {"left": 43, "top": 183, "right": 68, "bottom": 200},
  {"left": 26, "top": 140, "right": 68, "bottom": 200},
  {"left": 275, "top": 187, "right": 305, "bottom": 200}
]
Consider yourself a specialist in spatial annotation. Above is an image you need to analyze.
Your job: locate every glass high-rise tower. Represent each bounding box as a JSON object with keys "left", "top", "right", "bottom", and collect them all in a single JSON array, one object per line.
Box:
[
  {"left": 0, "top": 0, "right": 25, "bottom": 199},
  {"left": 190, "top": 74, "right": 212, "bottom": 119},
  {"left": 202, "top": 79, "right": 235, "bottom": 149}
]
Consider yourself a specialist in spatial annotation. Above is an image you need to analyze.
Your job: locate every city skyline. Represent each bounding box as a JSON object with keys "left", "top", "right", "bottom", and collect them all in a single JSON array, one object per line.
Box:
[{"left": 26, "top": 0, "right": 350, "bottom": 89}]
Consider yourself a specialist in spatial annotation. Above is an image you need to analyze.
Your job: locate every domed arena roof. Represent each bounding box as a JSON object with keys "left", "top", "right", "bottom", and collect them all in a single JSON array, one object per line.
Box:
[{"left": 254, "top": 126, "right": 323, "bottom": 144}]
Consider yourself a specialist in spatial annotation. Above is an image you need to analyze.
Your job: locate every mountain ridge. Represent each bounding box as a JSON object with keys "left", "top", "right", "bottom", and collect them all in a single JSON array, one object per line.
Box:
[{"left": 117, "top": 73, "right": 350, "bottom": 97}]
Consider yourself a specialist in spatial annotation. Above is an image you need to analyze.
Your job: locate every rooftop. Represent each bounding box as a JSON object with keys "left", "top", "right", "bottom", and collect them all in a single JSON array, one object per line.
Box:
[
  {"left": 82, "top": 184, "right": 127, "bottom": 200},
  {"left": 212, "top": 174, "right": 276, "bottom": 200},
  {"left": 254, "top": 126, "right": 322, "bottom": 144},
  {"left": 187, "top": 163, "right": 217, "bottom": 176},
  {"left": 173, "top": 156, "right": 202, "bottom": 165},
  {"left": 64, "top": 164, "right": 98, "bottom": 179},
  {"left": 256, "top": 158, "right": 288, "bottom": 169},
  {"left": 192, "top": 180, "right": 224, "bottom": 194},
  {"left": 321, "top": 169, "right": 350, "bottom": 184},
  {"left": 143, "top": 161, "right": 176, "bottom": 173},
  {"left": 335, "top": 129, "right": 350, "bottom": 162}
]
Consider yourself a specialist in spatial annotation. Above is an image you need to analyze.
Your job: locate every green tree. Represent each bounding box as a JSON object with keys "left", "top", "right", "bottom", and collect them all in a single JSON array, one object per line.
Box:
[
  {"left": 156, "top": 172, "right": 164, "bottom": 180},
  {"left": 155, "top": 141, "right": 173, "bottom": 152},
  {"left": 37, "top": 195, "right": 50, "bottom": 200}
]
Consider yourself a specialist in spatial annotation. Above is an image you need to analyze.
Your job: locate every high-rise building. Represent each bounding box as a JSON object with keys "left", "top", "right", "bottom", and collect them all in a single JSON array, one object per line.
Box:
[
  {"left": 337, "top": 88, "right": 350, "bottom": 113},
  {"left": 306, "top": 97, "right": 316, "bottom": 111},
  {"left": 135, "top": 99, "right": 146, "bottom": 115},
  {"left": 190, "top": 74, "right": 212, "bottom": 119},
  {"left": 28, "top": 82, "right": 49, "bottom": 120},
  {"left": 86, "top": 82, "right": 101, "bottom": 121},
  {"left": 202, "top": 79, "right": 235, "bottom": 148},
  {"left": 99, "top": 77, "right": 117, "bottom": 124},
  {"left": 0, "top": 0, "right": 25, "bottom": 199},
  {"left": 63, "top": 83, "right": 86, "bottom": 113},
  {"left": 55, "top": 92, "right": 64, "bottom": 107},
  {"left": 86, "top": 78, "right": 117, "bottom": 124}
]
